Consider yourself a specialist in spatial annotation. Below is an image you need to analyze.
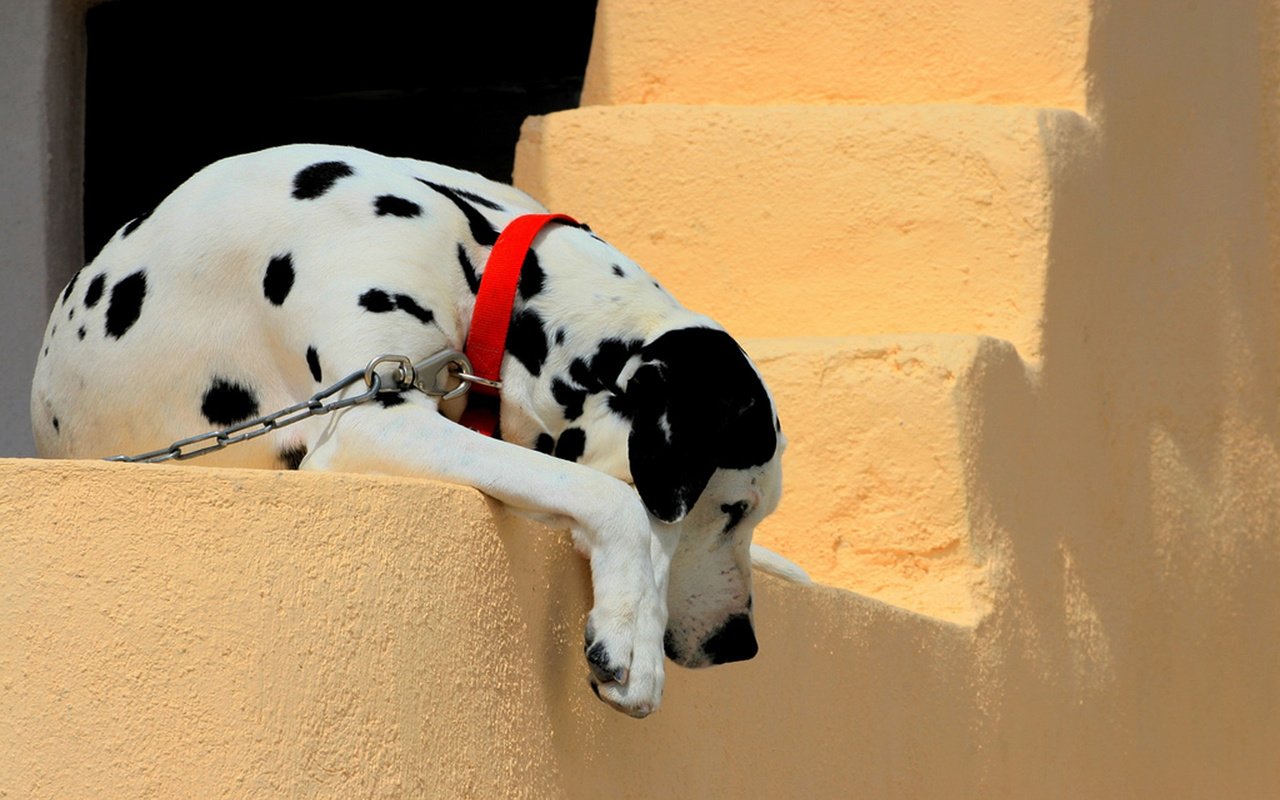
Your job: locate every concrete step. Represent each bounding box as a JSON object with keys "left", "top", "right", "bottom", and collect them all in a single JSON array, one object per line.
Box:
[
  {"left": 582, "top": 0, "right": 1089, "bottom": 109},
  {"left": 744, "top": 334, "right": 1032, "bottom": 623},
  {"left": 0, "top": 457, "right": 978, "bottom": 797},
  {"left": 515, "top": 104, "right": 1096, "bottom": 360}
]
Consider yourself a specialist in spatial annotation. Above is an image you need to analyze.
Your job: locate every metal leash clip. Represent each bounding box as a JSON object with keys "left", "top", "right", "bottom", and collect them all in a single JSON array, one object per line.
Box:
[{"left": 363, "top": 350, "right": 475, "bottom": 401}]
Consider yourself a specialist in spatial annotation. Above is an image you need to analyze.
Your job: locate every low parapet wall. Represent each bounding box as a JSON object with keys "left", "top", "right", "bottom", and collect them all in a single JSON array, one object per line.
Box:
[
  {"left": 4, "top": 456, "right": 1279, "bottom": 798},
  {"left": 2, "top": 458, "right": 977, "bottom": 798}
]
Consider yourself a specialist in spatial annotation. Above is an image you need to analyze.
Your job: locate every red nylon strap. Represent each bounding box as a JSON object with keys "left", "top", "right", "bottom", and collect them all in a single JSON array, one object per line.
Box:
[{"left": 461, "top": 212, "right": 578, "bottom": 436}]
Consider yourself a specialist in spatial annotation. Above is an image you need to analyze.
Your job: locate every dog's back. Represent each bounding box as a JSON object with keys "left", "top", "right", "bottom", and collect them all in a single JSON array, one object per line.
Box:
[{"left": 32, "top": 144, "right": 704, "bottom": 474}]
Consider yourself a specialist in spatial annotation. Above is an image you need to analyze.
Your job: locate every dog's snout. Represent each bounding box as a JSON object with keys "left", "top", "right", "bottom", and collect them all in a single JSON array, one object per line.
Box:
[{"left": 702, "top": 614, "right": 758, "bottom": 664}]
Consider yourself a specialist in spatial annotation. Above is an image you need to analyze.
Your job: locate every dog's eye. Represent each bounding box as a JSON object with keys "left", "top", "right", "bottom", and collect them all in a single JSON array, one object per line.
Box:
[{"left": 720, "top": 501, "right": 749, "bottom": 534}]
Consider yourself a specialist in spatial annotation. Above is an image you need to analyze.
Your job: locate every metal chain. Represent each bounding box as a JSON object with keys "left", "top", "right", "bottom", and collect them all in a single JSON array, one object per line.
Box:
[{"left": 105, "top": 349, "right": 476, "bottom": 465}]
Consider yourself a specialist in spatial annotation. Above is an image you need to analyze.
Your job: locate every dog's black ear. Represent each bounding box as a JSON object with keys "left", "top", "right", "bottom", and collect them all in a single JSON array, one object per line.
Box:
[
  {"left": 627, "top": 360, "right": 718, "bottom": 522},
  {"left": 626, "top": 328, "right": 778, "bottom": 523}
]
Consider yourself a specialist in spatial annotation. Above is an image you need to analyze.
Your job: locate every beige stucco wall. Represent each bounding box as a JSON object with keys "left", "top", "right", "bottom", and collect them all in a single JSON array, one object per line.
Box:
[
  {"left": 6, "top": 0, "right": 1280, "bottom": 797},
  {"left": 581, "top": 0, "right": 1090, "bottom": 110}
]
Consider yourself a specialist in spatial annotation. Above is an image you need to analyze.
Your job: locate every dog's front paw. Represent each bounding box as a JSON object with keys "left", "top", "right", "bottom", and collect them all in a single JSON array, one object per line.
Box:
[{"left": 584, "top": 613, "right": 665, "bottom": 718}]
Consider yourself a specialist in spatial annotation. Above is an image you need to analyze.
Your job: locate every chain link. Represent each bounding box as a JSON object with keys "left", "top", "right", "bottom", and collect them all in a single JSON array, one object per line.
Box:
[{"left": 105, "top": 350, "right": 474, "bottom": 465}]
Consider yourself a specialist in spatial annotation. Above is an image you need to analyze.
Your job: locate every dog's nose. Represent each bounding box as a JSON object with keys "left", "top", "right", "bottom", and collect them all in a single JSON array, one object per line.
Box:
[{"left": 702, "top": 614, "right": 758, "bottom": 664}]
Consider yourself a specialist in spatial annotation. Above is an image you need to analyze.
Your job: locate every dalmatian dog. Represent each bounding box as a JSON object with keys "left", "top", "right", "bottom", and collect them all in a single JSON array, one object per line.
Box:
[{"left": 31, "top": 144, "right": 804, "bottom": 718}]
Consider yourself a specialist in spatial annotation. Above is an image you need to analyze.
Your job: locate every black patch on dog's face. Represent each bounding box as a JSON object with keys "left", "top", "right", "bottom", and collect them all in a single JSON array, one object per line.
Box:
[
  {"left": 518, "top": 250, "right": 544, "bottom": 301},
  {"left": 292, "top": 161, "right": 354, "bottom": 200},
  {"left": 121, "top": 209, "right": 152, "bottom": 237},
  {"left": 374, "top": 194, "right": 422, "bottom": 218},
  {"left": 77, "top": 327, "right": 85, "bottom": 340},
  {"left": 554, "top": 428, "right": 587, "bottom": 462},
  {"left": 279, "top": 444, "right": 307, "bottom": 470},
  {"left": 61, "top": 269, "right": 81, "bottom": 304},
  {"left": 534, "top": 433, "right": 555, "bottom": 454},
  {"left": 611, "top": 264, "right": 625, "bottom": 278},
  {"left": 263, "top": 254, "right": 294, "bottom": 305},
  {"left": 551, "top": 378, "right": 586, "bottom": 420},
  {"left": 457, "top": 243, "right": 480, "bottom": 294},
  {"left": 626, "top": 327, "right": 777, "bottom": 522},
  {"left": 84, "top": 274, "right": 106, "bottom": 308},
  {"left": 506, "top": 309, "right": 548, "bottom": 377},
  {"left": 202, "top": 378, "right": 260, "bottom": 426},
  {"left": 51, "top": 417, "right": 60, "bottom": 433},
  {"left": 105, "top": 270, "right": 147, "bottom": 339},
  {"left": 359, "top": 289, "right": 395, "bottom": 313},
  {"left": 306, "top": 346, "right": 323, "bottom": 382},
  {"left": 417, "top": 179, "right": 499, "bottom": 246}
]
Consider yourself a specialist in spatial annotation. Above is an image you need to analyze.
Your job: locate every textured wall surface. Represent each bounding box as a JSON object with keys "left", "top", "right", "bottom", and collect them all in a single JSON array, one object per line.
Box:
[{"left": 581, "top": 0, "right": 1090, "bottom": 109}]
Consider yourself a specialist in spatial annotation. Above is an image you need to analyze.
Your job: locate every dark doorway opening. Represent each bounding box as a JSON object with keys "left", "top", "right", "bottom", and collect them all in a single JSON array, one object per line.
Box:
[{"left": 84, "top": 0, "right": 597, "bottom": 258}]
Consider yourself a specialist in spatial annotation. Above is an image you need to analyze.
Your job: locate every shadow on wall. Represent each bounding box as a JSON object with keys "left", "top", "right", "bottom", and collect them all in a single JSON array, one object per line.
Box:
[{"left": 969, "top": 2, "right": 1280, "bottom": 795}]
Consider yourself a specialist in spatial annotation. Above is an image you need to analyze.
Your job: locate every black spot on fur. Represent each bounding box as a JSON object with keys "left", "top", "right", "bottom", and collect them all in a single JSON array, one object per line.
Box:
[
  {"left": 280, "top": 444, "right": 307, "bottom": 470},
  {"left": 263, "top": 254, "right": 295, "bottom": 305},
  {"left": 105, "top": 270, "right": 147, "bottom": 339},
  {"left": 292, "top": 161, "right": 354, "bottom": 200},
  {"left": 376, "top": 391, "right": 407, "bottom": 408},
  {"left": 201, "top": 378, "right": 260, "bottom": 426},
  {"left": 359, "top": 289, "right": 395, "bottom": 312},
  {"left": 721, "top": 501, "right": 749, "bottom": 534},
  {"left": 457, "top": 243, "right": 480, "bottom": 294},
  {"left": 586, "top": 640, "right": 623, "bottom": 683},
  {"left": 77, "top": 327, "right": 85, "bottom": 340},
  {"left": 121, "top": 209, "right": 152, "bottom": 237},
  {"left": 551, "top": 378, "right": 587, "bottom": 421},
  {"left": 306, "top": 346, "right": 323, "bottom": 382},
  {"left": 51, "top": 417, "right": 59, "bottom": 433},
  {"left": 554, "top": 428, "right": 586, "bottom": 462},
  {"left": 595, "top": 339, "right": 643, "bottom": 390},
  {"left": 84, "top": 274, "right": 106, "bottom": 308},
  {"left": 61, "top": 269, "right": 81, "bottom": 304},
  {"left": 611, "top": 264, "right": 625, "bottom": 278},
  {"left": 417, "top": 179, "right": 499, "bottom": 246},
  {"left": 518, "top": 250, "right": 544, "bottom": 301},
  {"left": 555, "top": 329, "right": 566, "bottom": 346},
  {"left": 568, "top": 358, "right": 595, "bottom": 391},
  {"left": 566, "top": 339, "right": 644, "bottom": 396},
  {"left": 535, "top": 433, "right": 555, "bottom": 454},
  {"left": 375, "top": 194, "right": 423, "bottom": 218},
  {"left": 452, "top": 187, "right": 504, "bottom": 210},
  {"left": 393, "top": 294, "right": 435, "bottom": 326},
  {"left": 357, "top": 289, "right": 434, "bottom": 326},
  {"left": 506, "top": 309, "right": 548, "bottom": 377},
  {"left": 67, "top": 307, "right": 74, "bottom": 321}
]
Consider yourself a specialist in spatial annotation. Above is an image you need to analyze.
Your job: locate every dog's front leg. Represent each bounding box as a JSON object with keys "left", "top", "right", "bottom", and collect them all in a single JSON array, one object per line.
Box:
[{"left": 303, "top": 395, "right": 667, "bottom": 717}]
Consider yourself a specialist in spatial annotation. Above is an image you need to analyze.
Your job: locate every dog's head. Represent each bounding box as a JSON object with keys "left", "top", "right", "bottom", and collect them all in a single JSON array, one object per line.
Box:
[{"left": 622, "top": 326, "right": 785, "bottom": 669}]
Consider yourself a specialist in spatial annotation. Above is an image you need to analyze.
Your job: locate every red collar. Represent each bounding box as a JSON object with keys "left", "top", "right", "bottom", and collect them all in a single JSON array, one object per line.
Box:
[{"left": 460, "top": 212, "right": 578, "bottom": 436}]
